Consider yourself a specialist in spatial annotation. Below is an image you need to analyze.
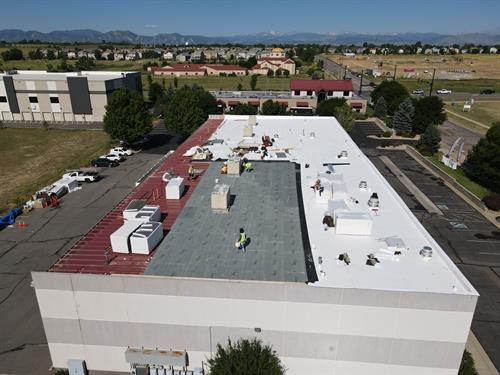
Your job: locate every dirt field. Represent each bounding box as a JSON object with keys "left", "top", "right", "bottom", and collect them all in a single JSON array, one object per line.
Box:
[
  {"left": 0, "top": 128, "right": 110, "bottom": 213},
  {"left": 327, "top": 53, "right": 500, "bottom": 80}
]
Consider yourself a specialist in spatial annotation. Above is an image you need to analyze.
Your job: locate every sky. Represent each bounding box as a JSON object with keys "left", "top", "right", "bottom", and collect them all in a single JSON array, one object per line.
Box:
[{"left": 4, "top": 0, "right": 500, "bottom": 36}]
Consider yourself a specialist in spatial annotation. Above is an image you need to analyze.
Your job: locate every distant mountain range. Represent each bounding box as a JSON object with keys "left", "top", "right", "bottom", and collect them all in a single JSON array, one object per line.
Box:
[{"left": 1, "top": 29, "right": 500, "bottom": 45}]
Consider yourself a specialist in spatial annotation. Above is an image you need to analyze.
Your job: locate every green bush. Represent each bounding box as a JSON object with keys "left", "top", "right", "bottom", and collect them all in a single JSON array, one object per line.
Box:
[{"left": 482, "top": 194, "right": 500, "bottom": 211}]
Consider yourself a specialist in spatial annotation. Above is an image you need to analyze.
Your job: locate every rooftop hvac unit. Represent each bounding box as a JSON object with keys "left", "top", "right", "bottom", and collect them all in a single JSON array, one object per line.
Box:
[
  {"left": 123, "top": 200, "right": 147, "bottom": 220},
  {"left": 110, "top": 220, "right": 142, "bottom": 253},
  {"left": 130, "top": 221, "right": 164, "bottom": 255},
  {"left": 166, "top": 177, "right": 185, "bottom": 199},
  {"left": 68, "top": 359, "right": 88, "bottom": 375},
  {"left": 420, "top": 246, "right": 433, "bottom": 259},
  {"left": 125, "top": 205, "right": 161, "bottom": 223},
  {"left": 211, "top": 184, "right": 231, "bottom": 211}
]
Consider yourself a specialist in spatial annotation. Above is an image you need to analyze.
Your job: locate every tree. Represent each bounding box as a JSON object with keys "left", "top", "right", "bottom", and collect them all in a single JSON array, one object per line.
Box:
[
  {"left": 173, "top": 76, "right": 179, "bottom": 88},
  {"left": 412, "top": 96, "right": 446, "bottom": 134},
  {"left": 230, "top": 103, "right": 258, "bottom": 115},
  {"left": 416, "top": 125, "right": 441, "bottom": 155},
  {"left": 316, "top": 98, "right": 347, "bottom": 116},
  {"left": 250, "top": 75, "right": 258, "bottom": 90},
  {"left": 392, "top": 98, "right": 414, "bottom": 135},
  {"left": 463, "top": 122, "right": 500, "bottom": 193},
  {"left": 267, "top": 69, "right": 274, "bottom": 77},
  {"left": 370, "top": 80, "right": 409, "bottom": 115},
  {"left": 163, "top": 87, "right": 218, "bottom": 136},
  {"left": 1, "top": 48, "right": 24, "bottom": 61},
  {"left": 75, "top": 57, "right": 95, "bottom": 71},
  {"left": 237, "top": 83, "right": 243, "bottom": 91},
  {"left": 28, "top": 48, "right": 43, "bottom": 60},
  {"left": 459, "top": 350, "right": 478, "bottom": 375},
  {"left": 262, "top": 100, "right": 287, "bottom": 115},
  {"left": 374, "top": 96, "right": 387, "bottom": 118},
  {"left": 334, "top": 105, "right": 355, "bottom": 132},
  {"left": 103, "top": 88, "right": 152, "bottom": 143},
  {"left": 207, "top": 338, "right": 284, "bottom": 375},
  {"left": 46, "top": 50, "right": 56, "bottom": 60},
  {"left": 148, "top": 82, "right": 164, "bottom": 105}
]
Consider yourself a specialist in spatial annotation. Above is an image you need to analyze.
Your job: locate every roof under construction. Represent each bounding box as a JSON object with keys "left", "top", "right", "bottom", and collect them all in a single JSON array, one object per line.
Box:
[{"left": 145, "top": 162, "right": 314, "bottom": 282}]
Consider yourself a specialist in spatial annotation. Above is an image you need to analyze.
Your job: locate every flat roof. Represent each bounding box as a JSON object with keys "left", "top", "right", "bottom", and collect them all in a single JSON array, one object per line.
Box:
[
  {"left": 199, "top": 115, "right": 477, "bottom": 295},
  {"left": 0, "top": 70, "right": 137, "bottom": 81},
  {"left": 145, "top": 162, "right": 313, "bottom": 282}
]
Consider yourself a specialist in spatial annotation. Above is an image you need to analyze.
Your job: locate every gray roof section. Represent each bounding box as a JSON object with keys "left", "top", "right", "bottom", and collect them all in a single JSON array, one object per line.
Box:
[{"left": 145, "top": 162, "right": 309, "bottom": 282}]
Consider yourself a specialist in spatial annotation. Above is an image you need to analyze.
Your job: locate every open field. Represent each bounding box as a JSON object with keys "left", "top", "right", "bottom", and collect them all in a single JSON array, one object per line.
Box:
[
  {"left": 0, "top": 128, "right": 110, "bottom": 214},
  {"left": 147, "top": 75, "right": 300, "bottom": 91},
  {"left": 327, "top": 53, "right": 500, "bottom": 80},
  {"left": 397, "top": 78, "right": 500, "bottom": 94},
  {"left": 444, "top": 100, "right": 500, "bottom": 128}
]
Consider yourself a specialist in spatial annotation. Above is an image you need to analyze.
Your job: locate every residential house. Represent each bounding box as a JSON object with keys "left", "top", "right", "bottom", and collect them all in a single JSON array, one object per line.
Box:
[
  {"left": 490, "top": 47, "right": 498, "bottom": 54},
  {"left": 176, "top": 53, "right": 191, "bottom": 62},
  {"left": 67, "top": 51, "right": 77, "bottom": 59},
  {"left": 249, "top": 56, "right": 296, "bottom": 75},
  {"left": 162, "top": 51, "right": 175, "bottom": 60}
]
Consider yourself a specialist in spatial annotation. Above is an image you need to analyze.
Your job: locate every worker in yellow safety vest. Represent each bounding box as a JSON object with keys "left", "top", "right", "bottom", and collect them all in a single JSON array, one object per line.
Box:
[{"left": 235, "top": 228, "right": 247, "bottom": 252}]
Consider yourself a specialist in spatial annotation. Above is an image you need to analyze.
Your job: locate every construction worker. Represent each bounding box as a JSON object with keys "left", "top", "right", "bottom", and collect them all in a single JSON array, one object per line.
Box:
[
  {"left": 188, "top": 165, "right": 195, "bottom": 180},
  {"left": 220, "top": 162, "right": 228, "bottom": 174},
  {"left": 244, "top": 161, "right": 253, "bottom": 172},
  {"left": 235, "top": 228, "right": 247, "bottom": 252}
]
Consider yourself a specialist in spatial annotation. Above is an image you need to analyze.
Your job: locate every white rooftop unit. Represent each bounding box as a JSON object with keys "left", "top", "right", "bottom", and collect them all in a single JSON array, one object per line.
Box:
[
  {"left": 126, "top": 205, "right": 161, "bottom": 223},
  {"left": 123, "top": 199, "right": 147, "bottom": 220},
  {"left": 130, "top": 221, "right": 164, "bottom": 255},
  {"left": 335, "top": 211, "right": 373, "bottom": 235},
  {"left": 165, "top": 177, "right": 185, "bottom": 199},
  {"left": 110, "top": 221, "right": 142, "bottom": 253}
]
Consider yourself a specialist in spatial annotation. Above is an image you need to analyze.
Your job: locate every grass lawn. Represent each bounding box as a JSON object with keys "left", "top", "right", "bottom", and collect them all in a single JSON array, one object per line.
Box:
[
  {"left": 428, "top": 154, "right": 491, "bottom": 199},
  {"left": 0, "top": 128, "right": 110, "bottom": 214},
  {"left": 147, "top": 74, "right": 301, "bottom": 91},
  {"left": 444, "top": 100, "right": 500, "bottom": 128}
]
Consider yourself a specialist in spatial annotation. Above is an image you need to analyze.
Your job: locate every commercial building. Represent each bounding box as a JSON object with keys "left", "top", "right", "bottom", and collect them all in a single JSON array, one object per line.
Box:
[
  {"left": 212, "top": 79, "right": 367, "bottom": 113},
  {"left": 150, "top": 64, "right": 246, "bottom": 77},
  {"left": 33, "top": 115, "right": 477, "bottom": 374},
  {"left": 0, "top": 70, "right": 141, "bottom": 123}
]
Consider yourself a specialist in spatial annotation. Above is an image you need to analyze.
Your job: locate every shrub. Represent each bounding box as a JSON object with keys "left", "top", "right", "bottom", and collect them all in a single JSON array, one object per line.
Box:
[
  {"left": 382, "top": 130, "right": 392, "bottom": 138},
  {"left": 482, "top": 194, "right": 500, "bottom": 211}
]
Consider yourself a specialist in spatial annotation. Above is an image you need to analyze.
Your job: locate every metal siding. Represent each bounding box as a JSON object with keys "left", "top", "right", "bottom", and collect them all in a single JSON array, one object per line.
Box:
[
  {"left": 67, "top": 76, "right": 92, "bottom": 114},
  {"left": 3, "top": 76, "right": 20, "bottom": 113}
]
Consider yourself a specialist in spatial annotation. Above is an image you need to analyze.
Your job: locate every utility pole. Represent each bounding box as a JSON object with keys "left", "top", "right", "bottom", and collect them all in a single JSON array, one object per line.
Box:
[
  {"left": 393, "top": 64, "right": 397, "bottom": 80},
  {"left": 343, "top": 65, "right": 347, "bottom": 80},
  {"left": 358, "top": 70, "right": 364, "bottom": 96},
  {"left": 428, "top": 69, "right": 436, "bottom": 96}
]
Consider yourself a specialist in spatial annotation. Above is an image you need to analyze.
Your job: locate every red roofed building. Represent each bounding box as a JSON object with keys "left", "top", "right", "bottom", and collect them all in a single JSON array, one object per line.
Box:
[
  {"left": 290, "top": 79, "right": 354, "bottom": 101},
  {"left": 150, "top": 64, "right": 247, "bottom": 77}
]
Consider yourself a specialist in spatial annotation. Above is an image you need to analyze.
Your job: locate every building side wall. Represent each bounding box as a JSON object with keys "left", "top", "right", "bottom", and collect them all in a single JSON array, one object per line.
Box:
[{"left": 33, "top": 272, "right": 476, "bottom": 375}]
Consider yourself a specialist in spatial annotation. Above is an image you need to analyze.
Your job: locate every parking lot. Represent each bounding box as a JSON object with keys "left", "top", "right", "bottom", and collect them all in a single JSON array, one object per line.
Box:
[
  {"left": 353, "top": 122, "right": 500, "bottom": 371},
  {"left": 0, "top": 127, "right": 179, "bottom": 375}
]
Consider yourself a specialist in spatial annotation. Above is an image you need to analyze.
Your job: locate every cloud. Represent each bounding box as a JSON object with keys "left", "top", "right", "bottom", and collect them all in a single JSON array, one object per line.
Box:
[{"left": 145, "top": 24, "right": 158, "bottom": 28}]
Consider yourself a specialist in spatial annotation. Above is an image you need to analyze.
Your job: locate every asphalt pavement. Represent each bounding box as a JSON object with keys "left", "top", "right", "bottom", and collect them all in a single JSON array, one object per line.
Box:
[
  {"left": 352, "top": 122, "right": 500, "bottom": 372},
  {"left": 0, "top": 126, "right": 179, "bottom": 375}
]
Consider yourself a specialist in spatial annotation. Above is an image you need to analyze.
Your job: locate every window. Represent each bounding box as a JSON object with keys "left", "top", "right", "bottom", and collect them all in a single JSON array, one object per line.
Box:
[
  {"left": 306, "top": 91, "right": 313, "bottom": 96},
  {"left": 343, "top": 91, "right": 350, "bottom": 96},
  {"left": 0, "top": 96, "right": 7, "bottom": 103},
  {"left": 327, "top": 91, "right": 333, "bottom": 96},
  {"left": 29, "top": 96, "right": 38, "bottom": 103},
  {"left": 294, "top": 90, "right": 300, "bottom": 95},
  {"left": 50, "top": 97, "right": 59, "bottom": 104}
]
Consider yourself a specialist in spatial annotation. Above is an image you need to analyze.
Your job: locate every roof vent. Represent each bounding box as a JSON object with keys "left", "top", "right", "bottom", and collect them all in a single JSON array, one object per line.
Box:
[
  {"left": 368, "top": 193, "right": 379, "bottom": 208},
  {"left": 420, "top": 246, "right": 433, "bottom": 259},
  {"left": 366, "top": 253, "right": 380, "bottom": 266},
  {"left": 359, "top": 180, "right": 367, "bottom": 190},
  {"left": 309, "top": 131, "right": 315, "bottom": 139},
  {"left": 338, "top": 253, "right": 350, "bottom": 265},
  {"left": 338, "top": 150, "right": 348, "bottom": 159}
]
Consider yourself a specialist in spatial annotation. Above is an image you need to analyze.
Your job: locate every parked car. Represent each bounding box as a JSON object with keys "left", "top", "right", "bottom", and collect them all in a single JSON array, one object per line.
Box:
[
  {"left": 91, "top": 158, "right": 119, "bottom": 168},
  {"left": 480, "top": 89, "right": 495, "bottom": 94},
  {"left": 101, "top": 154, "right": 125, "bottom": 162},
  {"left": 110, "top": 147, "right": 133, "bottom": 156},
  {"left": 412, "top": 88, "right": 425, "bottom": 95},
  {"left": 436, "top": 89, "right": 452, "bottom": 94},
  {"left": 63, "top": 171, "right": 98, "bottom": 182}
]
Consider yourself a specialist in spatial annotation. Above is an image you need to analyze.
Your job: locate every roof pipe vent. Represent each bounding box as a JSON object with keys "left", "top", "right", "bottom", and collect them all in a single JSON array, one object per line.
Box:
[
  {"left": 359, "top": 180, "right": 368, "bottom": 190},
  {"left": 420, "top": 246, "right": 433, "bottom": 259},
  {"left": 368, "top": 193, "right": 379, "bottom": 208}
]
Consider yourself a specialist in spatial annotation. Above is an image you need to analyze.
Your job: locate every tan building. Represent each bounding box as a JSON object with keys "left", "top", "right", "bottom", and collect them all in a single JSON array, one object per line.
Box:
[
  {"left": 249, "top": 56, "right": 296, "bottom": 75},
  {"left": 0, "top": 70, "right": 141, "bottom": 123},
  {"left": 150, "top": 64, "right": 247, "bottom": 77}
]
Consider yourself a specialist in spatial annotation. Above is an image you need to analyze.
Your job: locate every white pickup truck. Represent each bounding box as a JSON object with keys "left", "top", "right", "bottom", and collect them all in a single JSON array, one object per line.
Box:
[{"left": 63, "top": 171, "right": 99, "bottom": 182}]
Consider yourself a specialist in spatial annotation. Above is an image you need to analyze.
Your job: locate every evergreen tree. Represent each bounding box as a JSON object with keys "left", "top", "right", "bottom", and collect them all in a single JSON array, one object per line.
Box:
[
  {"left": 392, "top": 98, "right": 414, "bottom": 135},
  {"left": 230, "top": 103, "right": 258, "bottom": 115},
  {"left": 370, "top": 80, "right": 409, "bottom": 115},
  {"left": 103, "top": 88, "right": 152, "bottom": 143},
  {"left": 316, "top": 98, "right": 347, "bottom": 116},
  {"left": 261, "top": 100, "right": 287, "bottom": 115},
  {"left": 374, "top": 96, "right": 387, "bottom": 118},
  {"left": 463, "top": 122, "right": 500, "bottom": 193},
  {"left": 208, "top": 338, "right": 284, "bottom": 375},
  {"left": 416, "top": 125, "right": 441, "bottom": 155},
  {"left": 250, "top": 75, "right": 258, "bottom": 90},
  {"left": 412, "top": 96, "right": 446, "bottom": 134}
]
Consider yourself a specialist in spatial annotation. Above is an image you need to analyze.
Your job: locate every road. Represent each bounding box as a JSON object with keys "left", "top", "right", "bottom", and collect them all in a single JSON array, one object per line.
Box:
[
  {"left": 352, "top": 122, "right": 500, "bottom": 372},
  {"left": 439, "top": 120, "right": 484, "bottom": 163},
  {"left": 0, "top": 126, "right": 179, "bottom": 375}
]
